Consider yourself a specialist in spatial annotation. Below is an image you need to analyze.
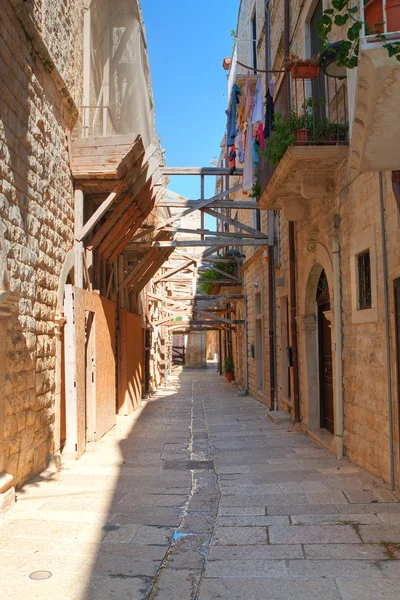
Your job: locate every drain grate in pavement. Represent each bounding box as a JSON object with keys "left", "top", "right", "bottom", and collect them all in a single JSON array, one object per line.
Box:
[{"left": 162, "top": 459, "right": 214, "bottom": 471}]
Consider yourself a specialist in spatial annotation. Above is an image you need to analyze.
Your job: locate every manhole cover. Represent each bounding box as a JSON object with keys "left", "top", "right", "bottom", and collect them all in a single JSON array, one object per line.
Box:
[
  {"left": 102, "top": 524, "right": 121, "bottom": 532},
  {"left": 29, "top": 571, "right": 52, "bottom": 580}
]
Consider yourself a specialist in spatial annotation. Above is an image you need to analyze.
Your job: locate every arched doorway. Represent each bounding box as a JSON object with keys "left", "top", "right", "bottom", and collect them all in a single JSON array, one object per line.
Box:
[{"left": 316, "top": 270, "right": 334, "bottom": 434}]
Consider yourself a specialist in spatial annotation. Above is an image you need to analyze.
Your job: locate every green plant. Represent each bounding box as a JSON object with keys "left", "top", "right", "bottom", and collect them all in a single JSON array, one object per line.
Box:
[
  {"left": 224, "top": 355, "right": 234, "bottom": 373},
  {"left": 260, "top": 112, "right": 295, "bottom": 165},
  {"left": 248, "top": 182, "right": 261, "bottom": 198},
  {"left": 288, "top": 52, "right": 320, "bottom": 67},
  {"left": 198, "top": 261, "right": 237, "bottom": 295},
  {"left": 317, "top": 0, "right": 400, "bottom": 68}
]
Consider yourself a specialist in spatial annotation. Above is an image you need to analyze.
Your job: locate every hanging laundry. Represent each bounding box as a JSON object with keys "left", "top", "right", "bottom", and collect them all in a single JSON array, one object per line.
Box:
[
  {"left": 243, "top": 119, "right": 254, "bottom": 192},
  {"left": 229, "top": 145, "right": 237, "bottom": 174},
  {"left": 257, "top": 123, "right": 265, "bottom": 151},
  {"left": 244, "top": 75, "right": 252, "bottom": 122},
  {"left": 253, "top": 138, "right": 260, "bottom": 166},
  {"left": 237, "top": 129, "right": 245, "bottom": 164},
  {"left": 264, "top": 88, "right": 275, "bottom": 139},
  {"left": 251, "top": 77, "right": 264, "bottom": 124},
  {"left": 227, "top": 84, "right": 241, "bottom": 146},
  {"left": 269, "top": 79, "right": 275, "bottom": 98}
]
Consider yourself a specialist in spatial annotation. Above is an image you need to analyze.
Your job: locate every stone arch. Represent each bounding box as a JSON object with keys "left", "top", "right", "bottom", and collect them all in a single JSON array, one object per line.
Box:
[{"left": 297, "top": 242, "right": 335, "bottom": 433}]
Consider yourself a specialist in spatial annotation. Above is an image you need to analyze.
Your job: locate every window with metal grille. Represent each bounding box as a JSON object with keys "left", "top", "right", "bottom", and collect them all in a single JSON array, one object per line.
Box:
[{"left": 358, "top": 250, "right": 372, "bottom": 309}]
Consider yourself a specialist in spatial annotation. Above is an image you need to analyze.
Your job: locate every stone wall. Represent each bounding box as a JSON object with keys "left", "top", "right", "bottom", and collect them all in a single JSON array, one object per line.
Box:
[
  {"left": 229, "top": 0, "right": 400, "bottom": 484},
  {"left": 0, "top": 1, "right": 82, "bottom": 486}
]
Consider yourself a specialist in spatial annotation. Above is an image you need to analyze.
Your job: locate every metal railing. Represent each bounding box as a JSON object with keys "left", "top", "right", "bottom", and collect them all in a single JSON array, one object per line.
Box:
[{"left": 258, "top": 71, "right": 349, "bottom": 194}]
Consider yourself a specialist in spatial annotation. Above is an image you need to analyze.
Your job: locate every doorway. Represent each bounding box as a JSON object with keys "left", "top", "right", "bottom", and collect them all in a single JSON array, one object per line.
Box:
[
  {"left": 317, "top": 270, "right": 334, "bottom": 434},
  {"left": 255, "top": 292, "right": 263, "bottom": 393}
]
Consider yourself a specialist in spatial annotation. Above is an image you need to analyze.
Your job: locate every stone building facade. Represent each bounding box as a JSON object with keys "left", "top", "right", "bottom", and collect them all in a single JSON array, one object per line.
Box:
[
  {"left": 224, "top": 0, "right": 400, "bottom": 486},
  {"left": 0, "top": 0, "right": 167, "bottom": 511},
  {"left": 0, "top": 0, "right": 83, "bottom": 507}
]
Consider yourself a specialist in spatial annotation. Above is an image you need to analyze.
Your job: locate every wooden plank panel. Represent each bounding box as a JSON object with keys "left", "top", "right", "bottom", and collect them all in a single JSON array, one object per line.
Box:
[{"left": 117, "top": 310, "right": 144, "bottom": 415}]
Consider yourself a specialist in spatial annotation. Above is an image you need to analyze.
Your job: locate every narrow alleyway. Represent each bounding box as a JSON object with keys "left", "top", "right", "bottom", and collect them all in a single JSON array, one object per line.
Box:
[{"left": 1, "top": 369, "right": 400, "bottom": 600}]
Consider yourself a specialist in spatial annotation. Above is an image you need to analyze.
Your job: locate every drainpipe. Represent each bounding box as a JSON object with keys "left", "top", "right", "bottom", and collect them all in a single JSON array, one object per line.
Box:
[
  {"left": 268, "top": 219, "right": 276, "bottom": 411},
  {"left": 333, "top": 235, "right": 344, "bottom": 460},
  {"left": 244, "top": 283, "right": 249, "bottom": 394},
  {"left": 379, "top": 172, "right": 396, "bottom": 491},
  {"left": 289, "top": 221, "right": 300, "bottom": 422}
]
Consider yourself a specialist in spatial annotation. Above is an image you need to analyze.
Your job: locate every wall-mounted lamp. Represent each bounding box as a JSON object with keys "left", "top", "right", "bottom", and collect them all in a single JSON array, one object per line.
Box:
[
  {"left": 319, "top": 41, "right": 347, "bottom": 79},
  {"left": 253, "top": 282, "right": 259, "bottom": 288}
]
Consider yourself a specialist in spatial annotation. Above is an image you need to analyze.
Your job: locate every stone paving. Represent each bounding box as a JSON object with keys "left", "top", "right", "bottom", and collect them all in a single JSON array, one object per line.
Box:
[{"left": 2, "top": 368, "right": 400, "bottom": 599}]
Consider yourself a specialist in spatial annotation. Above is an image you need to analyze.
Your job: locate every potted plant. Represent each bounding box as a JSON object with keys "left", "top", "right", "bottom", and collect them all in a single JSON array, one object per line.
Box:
[
  {"left": 317, "top": 1, "right": 400, "bottom": 69},
  {"left": 224, "top": 355, "right": 234, "bottom": 382},
  {"left": 198, "top": 260, "right": 237, "bottom": 295},
  {"left": 288, "top": 53, "right": 320, "bottom": 79},
  {"left": 260, "top": 112, "right": 295, "bottom": 165}
]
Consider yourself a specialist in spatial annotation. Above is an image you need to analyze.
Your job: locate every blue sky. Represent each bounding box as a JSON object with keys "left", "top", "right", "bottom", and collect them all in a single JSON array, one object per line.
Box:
[{"left": 141, "top": 0, "right": 240, "bottom": 227}]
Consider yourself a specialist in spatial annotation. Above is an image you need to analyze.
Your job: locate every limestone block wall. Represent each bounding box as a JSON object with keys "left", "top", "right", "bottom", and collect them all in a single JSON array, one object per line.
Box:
[
  {"left": 23, "top": 0, "right": 84, "bottom": 104},
  {"left": 0, "top": 2, "right": 80, "bottom": 485}
]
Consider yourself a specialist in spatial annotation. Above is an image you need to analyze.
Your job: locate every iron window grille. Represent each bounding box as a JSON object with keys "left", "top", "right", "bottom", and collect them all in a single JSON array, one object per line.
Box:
[{"left": 357, "top": 250, "right": 372, "bottom": 310}]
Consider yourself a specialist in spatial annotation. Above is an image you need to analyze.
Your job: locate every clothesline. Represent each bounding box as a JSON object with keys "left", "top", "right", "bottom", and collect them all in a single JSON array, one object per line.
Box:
[{"left": 236, "top": 60, "right": 286, "bottom": 74}]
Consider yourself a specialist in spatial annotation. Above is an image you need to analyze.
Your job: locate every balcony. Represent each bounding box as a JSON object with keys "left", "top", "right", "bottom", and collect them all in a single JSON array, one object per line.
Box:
[
  {"left": 349, "top": 0, "right": 400, "bottom": 173},
  {"left": 258, "top": 73, "right": 349, "bottom": 220}
]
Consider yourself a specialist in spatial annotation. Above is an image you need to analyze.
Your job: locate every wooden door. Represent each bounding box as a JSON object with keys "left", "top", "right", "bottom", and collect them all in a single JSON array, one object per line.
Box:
[
  {"left": 394, "top": 279, "right": 400, "bottom": 444},
  {"left": 319, "top": 301, "right": 334, "bottom": 433}
]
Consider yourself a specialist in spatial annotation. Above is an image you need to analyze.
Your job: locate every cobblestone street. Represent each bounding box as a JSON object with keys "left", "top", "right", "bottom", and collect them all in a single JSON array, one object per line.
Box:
[{"left": 1, "top": 368, "right": 400, "bottom": 599}]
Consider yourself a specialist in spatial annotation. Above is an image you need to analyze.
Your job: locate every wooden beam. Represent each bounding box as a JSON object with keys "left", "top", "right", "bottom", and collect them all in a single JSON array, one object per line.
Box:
[
  {"left": 160, "top": 167, "right": 243, "bottom": 176},
  {"left": 154, "top": 184, "right": 243, "bottom": 231},
  {"left": 152, "top": 259, "right": 195, "bottom": 284},
  {"left": 156, "top": 200, "right": 257, "bottom": 209},
  {"left": 118, "top": 249, "right": 158, "bottom": 292},
  {"left": 195, "top": 309, "right": 233, "bottom": 325},
  {"left": 161, "top": 226, "right": 266, "bottom": 239},
  {"left": 129, "top": 238, "right": 269, "bottom": 249},
  {"left": 77, "top": 180, "right": 127, "bottom": 242},
  {"left": 203, "top": 207, "right": 267, "bottom": 238}
]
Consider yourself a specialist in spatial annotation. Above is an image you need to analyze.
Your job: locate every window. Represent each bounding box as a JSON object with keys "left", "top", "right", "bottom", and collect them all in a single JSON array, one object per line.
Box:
[
  {"left": 350, "top": 225, "right": 378, "bottom": 324},
  {"left": 357, "top": 251, "right": 372, "bottom": 309},
  {"left": 251, "top": 13, "right": 257, "bottom": 74}
]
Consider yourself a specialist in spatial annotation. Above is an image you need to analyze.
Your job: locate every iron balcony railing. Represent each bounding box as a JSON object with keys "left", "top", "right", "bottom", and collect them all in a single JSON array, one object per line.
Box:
[{"left": 258, "top": 71, "right": 349, "bottom": 195}]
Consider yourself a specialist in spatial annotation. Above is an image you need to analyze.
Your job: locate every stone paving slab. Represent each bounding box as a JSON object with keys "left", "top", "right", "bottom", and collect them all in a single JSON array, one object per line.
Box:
[
  {"left": 3, "top": 368, "right": 400, "bottom": 600},
  {"left": 198, "top": 577, "right": 342, "bottom": 599}
]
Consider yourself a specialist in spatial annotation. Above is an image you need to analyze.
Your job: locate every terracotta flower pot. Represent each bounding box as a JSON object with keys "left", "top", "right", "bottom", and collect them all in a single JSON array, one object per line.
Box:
[
  {"left": 295, "top": 128, "right": 309, "bottom": 145},
  {"left": 365, "top": 0, "right": 400, "bottom": 34},
  {"left": 212, "top": 284, "right": 221, "bottom": 294},
  {"left": 290, "top": 64, "right": 320, "bottom": 80},
  {"left": 226, "top": 371, "right": 233, "bottom": 383}
]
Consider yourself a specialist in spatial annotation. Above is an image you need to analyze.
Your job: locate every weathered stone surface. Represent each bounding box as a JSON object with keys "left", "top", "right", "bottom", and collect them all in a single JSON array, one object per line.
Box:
[{"left": 2, "top": 370, "right": 400, "bottom": 600}]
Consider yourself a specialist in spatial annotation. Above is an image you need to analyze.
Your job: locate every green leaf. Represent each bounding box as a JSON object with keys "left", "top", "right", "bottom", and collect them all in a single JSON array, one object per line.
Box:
[
  {"left": 347, "top": 56, "right": 359, "bottom": 68},
  {"left": 335, "top": 13, "right": 350, "bottom": 26},
  {"left": 347, "top": 21, "right": 362, "bottom": 41},
  {"left": 332, "top": 0, "right": 348, "bottom": 9}
]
